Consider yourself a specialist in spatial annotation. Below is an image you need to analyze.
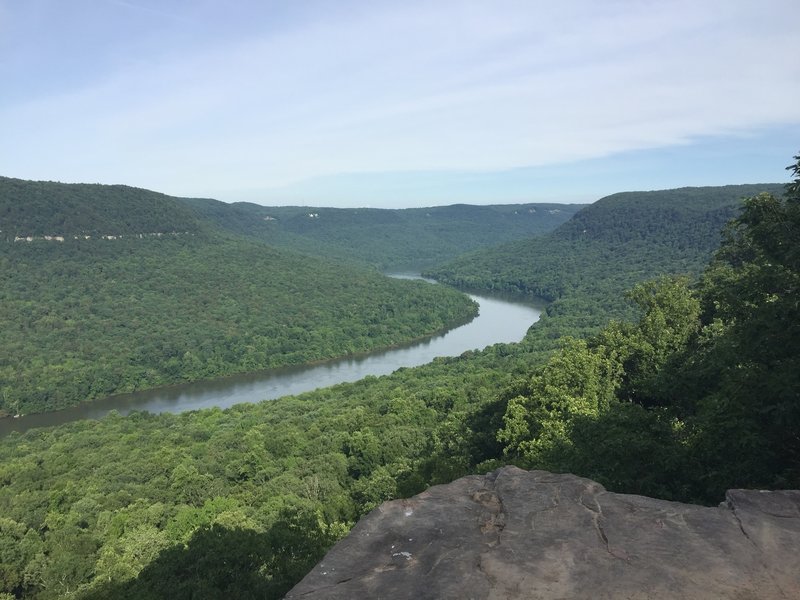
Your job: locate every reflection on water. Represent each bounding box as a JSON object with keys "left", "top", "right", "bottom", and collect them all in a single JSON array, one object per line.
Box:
[{"left": 1, "top": 276, "right": 542, "bottom": 437}]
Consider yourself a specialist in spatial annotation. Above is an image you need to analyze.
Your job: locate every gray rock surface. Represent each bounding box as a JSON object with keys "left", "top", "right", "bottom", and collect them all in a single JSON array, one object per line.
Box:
[{"left": 287, "top": 467, "right": 800, "bottom": 599}]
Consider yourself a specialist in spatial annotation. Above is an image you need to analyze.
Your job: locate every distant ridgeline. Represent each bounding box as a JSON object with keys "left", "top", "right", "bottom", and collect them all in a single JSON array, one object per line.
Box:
[
  {"left": 0, "top": 176, "right": 582, "bottom": 269},
  {"left": 178, "top": 197, "right": 584, "bottom": 270},
  {"left": 427, "top": 184, "right": 785, "bottom": 335}
]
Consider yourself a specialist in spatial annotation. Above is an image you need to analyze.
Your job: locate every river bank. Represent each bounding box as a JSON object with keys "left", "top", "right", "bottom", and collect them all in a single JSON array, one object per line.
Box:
[{"left": 1, "top": 282, "right": 542, "bottom": 437}]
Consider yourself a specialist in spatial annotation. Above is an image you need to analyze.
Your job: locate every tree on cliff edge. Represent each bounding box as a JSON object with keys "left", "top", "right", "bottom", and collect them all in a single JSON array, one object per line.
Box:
[{"left": 498, "top": 154, "right": 800, "bottom": 503}]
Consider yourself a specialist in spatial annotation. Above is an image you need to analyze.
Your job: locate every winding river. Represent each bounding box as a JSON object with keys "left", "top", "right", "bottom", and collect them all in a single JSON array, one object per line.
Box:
[{"left": 0, "top": 276, "right": 542, "bottom": 437}]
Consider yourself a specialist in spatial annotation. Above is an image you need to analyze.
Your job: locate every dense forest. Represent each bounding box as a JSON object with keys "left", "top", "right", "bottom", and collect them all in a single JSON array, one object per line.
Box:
[
  {"left": 0, "top": 163, "right": 797, "bottom": 599},
  {"left": 0, "top": 234, "right": 476, "bottom": 416}
]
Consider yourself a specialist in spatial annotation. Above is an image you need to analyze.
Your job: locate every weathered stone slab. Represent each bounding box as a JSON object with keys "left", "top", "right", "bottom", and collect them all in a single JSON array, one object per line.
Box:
[{"left": 287, "top": 467, "right": 800, "bottom": 599}]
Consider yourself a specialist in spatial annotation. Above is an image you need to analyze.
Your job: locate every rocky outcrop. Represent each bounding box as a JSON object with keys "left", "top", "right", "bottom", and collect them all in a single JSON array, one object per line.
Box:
[{"left": 287, "top": 467, "right": 800, "bottom": 599}]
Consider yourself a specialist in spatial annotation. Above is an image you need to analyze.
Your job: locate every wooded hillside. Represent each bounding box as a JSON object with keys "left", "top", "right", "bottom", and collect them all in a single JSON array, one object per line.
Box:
[
  {"left": 0, "top": 177, "right": 204, "bottom": 239},
  {"left": 0, "top": 179, "right": 479, "bottom": 416},
  {"left": 428, "top": 184, "right": 784, "bottom": 335}
]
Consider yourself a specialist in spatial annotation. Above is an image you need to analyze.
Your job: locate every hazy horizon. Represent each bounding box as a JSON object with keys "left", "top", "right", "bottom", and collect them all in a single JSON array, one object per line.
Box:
[{"left": 1, "top": 1, "right": 798, "bottom": 208}]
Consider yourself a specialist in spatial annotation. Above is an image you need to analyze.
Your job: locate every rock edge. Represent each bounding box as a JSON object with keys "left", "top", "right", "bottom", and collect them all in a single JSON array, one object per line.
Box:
[{"left": 287, "top": 466, "right": 800, "bottom": 599}]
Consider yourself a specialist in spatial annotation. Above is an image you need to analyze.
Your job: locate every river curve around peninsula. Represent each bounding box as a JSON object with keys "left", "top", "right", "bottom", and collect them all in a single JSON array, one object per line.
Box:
[{"left": 0, "top": 275, "right": 542, "bottom": 437}]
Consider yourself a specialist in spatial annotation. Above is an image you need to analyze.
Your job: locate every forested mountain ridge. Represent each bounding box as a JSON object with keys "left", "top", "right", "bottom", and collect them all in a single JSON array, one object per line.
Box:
[
  {"left": 179, "top": 197, "right": 583, "bottom": 269},
  {"left": 1, "top": 175, "right": 581, "bottom": 268},
  {"left": 551, "top": 185, "right": 777, "bottom": 244},
  {"left": 0, "top": 177, "right": 206, "bottom": 239},
  {"left": 0, "top": 178, "right": 479, "bottom": 417},
  {"left": 428, "top": 184, "right": 784, "bottom": 336}
]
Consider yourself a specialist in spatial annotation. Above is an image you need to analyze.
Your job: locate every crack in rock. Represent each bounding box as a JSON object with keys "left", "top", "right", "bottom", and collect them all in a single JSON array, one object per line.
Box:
[
  {"left": 725, "top": 495, "right": 757, "bottom": 547},
  {"left": 580, "top": 492, "right": 630, "bottom": 562}
]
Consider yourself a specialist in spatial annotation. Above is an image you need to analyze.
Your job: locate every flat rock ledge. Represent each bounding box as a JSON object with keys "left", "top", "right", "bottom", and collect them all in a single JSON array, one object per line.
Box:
[{"left": 287, "top": 466, "right": 800, "bottom": 599}]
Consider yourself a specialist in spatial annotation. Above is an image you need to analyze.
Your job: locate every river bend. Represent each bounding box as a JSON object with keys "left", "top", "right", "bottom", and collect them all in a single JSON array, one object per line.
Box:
[{"left": 1, "top": 277, "right": 541, "bottom": 437}]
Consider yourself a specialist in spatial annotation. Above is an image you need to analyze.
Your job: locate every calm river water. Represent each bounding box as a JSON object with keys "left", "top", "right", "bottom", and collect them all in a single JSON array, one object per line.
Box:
[{"left": 0, "top": 276, "right": 541, "bottom": 437}]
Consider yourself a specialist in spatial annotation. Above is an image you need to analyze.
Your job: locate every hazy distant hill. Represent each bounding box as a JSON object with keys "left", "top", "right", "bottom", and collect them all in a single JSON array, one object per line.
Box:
[
  {"left": 179, "top": 198, "right": 583, "bottom": 270},
  {"left": 427, "top": 184, "right": 785, "bottom": 333}
]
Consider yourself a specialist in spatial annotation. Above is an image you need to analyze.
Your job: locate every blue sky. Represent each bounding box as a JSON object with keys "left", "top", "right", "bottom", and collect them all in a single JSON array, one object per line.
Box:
[{"left": 1, "top": 0, "right": 798, "bottom": 207}]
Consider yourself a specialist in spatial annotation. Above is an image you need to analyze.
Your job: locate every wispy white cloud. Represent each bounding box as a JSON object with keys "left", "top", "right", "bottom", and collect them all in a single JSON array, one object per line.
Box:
[{"left": 0, "top": 0, "right": 798, "bottom": 204}]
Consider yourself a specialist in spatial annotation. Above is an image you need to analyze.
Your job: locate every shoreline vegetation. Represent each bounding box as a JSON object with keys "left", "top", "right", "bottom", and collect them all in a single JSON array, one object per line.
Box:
[
  {"left": 0, "top": 235, "right": 478, "bottom": 417},
  {"left": 0, "top": 286, "right": 481, "bottom": 425}
]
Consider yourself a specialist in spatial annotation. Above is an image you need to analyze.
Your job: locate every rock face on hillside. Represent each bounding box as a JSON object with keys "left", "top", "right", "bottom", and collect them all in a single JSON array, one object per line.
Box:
[{"left": 287, "top": 467, "right": 800, "bottom": 599}]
